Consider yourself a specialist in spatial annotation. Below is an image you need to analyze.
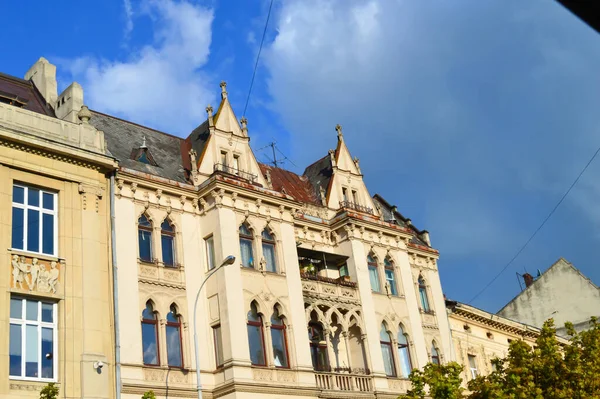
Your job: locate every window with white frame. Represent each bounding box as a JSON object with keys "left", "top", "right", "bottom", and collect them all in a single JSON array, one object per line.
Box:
[
  {"left": 206, "top": 235, "right": 216, "bottom": 270},
  {"left": 12, "top": 184, "right": 58, "bottom": 256},
  {"left": 468, "top": 354, "right": 478, "bottom": 379},
  {"left": 9, "top": 297, "right": 57, "bottom": 380}
]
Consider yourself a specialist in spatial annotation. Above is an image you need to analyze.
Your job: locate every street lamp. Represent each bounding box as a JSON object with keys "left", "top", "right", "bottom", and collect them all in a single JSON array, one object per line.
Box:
[{"left": 193, "top": 255, "right": 236, "bottom": 399}]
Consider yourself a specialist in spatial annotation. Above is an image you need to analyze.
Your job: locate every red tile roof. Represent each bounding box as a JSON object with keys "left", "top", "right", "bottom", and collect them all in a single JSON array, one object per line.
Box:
[
  {"left": 259, "top": 163, "right": 320, "bottom": 205},
  {"left": 0, "top": 72, "right": 55, "bottom": 117}
]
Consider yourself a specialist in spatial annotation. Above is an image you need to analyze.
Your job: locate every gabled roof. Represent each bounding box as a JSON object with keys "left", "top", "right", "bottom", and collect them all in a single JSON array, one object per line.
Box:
[
  {"left": 259, "top": 163, "right": 320, "bottom": 205},
  {"left": 372, "top": 193, "right": 429, "bottom": 247},
  {"left": 0, "top": 72, "right": 55, "bottom": 117},
  {"left": 181, "top": 120, "right": 210, "bottom": 172},
  {"left": 303, "top": 154, "right": 333, "bottom": 201},
  {"left": 90, "top": 111, "right": 189, "bottom": 184}
]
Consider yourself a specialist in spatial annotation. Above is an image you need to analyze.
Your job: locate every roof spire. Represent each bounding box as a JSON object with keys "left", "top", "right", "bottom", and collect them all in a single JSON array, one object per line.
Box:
[
  {"left": 206, "top": 104, "right": 214, "bottom": 128},
  {"left": 140, "top": 136, "right": 147, "bottom": 149},
  {"left": 240, "top": 117, "right": 248, "bottom": 136},
  {"left": 335, "top": 124, "right": 343, "bottom": 140},
  {"left": 220, "top": 81, "right": 228, "bottom": 100}
]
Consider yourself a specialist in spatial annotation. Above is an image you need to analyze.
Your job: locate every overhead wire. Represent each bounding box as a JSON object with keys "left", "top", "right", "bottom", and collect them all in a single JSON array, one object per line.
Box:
[{"left": 468, "top": 143, "right": 600, "bottom": 304}]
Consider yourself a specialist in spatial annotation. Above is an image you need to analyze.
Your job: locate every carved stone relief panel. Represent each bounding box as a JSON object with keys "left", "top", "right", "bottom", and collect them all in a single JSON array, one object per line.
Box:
[{"left": 10, "top": 254, "right": 63, "bottom": 294}]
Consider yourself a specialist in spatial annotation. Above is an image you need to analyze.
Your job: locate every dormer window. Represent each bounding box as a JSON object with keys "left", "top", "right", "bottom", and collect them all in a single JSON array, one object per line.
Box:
[
  {"left": 0, "top": 91, "right": 27, "bottom": 108},
  {"left": 130, "top": 136, "right": 158, "bottom": 166}
]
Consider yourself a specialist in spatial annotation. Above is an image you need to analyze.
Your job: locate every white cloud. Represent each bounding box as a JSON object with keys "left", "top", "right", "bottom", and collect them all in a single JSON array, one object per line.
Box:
[
  {"left": 123, "top": 0, "right": 134, "bottom": 39},
  {"left": 64, "top": 0, "right": 215, "bottom": 134}
]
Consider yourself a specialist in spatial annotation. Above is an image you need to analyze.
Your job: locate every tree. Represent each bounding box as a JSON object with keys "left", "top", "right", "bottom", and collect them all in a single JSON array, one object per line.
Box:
[
  {"left": 40, "top": 383, "right": 59, "bottom": 399},
  {"left": 141, "top": 391, "right": 156, "bottom": 399},
  {"left": 400, "top": 318, "right": 600, "bottom": 399}
]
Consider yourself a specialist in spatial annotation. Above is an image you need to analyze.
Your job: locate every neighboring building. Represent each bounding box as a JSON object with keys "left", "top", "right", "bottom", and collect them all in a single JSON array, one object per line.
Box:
[
  {"left": 0, "top": 59, "right": 117, "bottom": 399},
  {"left": 498, "top": 257, "right": 600, "bottom": 337}
]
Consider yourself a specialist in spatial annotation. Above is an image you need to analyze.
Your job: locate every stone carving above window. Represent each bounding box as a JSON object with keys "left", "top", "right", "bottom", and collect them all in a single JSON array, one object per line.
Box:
[{"left": 10, "top": 254, "right": 62, "bottom": 294}]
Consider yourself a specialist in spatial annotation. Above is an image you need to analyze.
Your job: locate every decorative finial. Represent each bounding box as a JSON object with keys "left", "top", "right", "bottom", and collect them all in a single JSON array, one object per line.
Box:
[
  {"left": 206, "top": 105, "right": 213, "bottom": 117},
  {"left": 240, "top": 117, "right": 248, "bottom": 135},
  {"left": 220, "top": 81, "right": 227, "bottom": 100},
  {"left": 335, "top": 124, "right": 343, "bottom": 138},
  {"left": 328, "top": 149, "right": 337, "bottom": 167},
  {"left": 353, "top": 157, "right": 361, "bottom": 174},
  {"left": 140, "top": 136, "right": 147, "bottom": 149},
  {"left": 77, "top": 105, "right": 92, "bottom": 124}
]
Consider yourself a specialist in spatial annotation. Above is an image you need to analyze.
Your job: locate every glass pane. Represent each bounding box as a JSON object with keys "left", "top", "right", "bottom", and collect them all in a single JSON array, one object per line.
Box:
[
  {"left": 141, "top": 323, "right": 159, "bottom": 365},
  {"left": 247, "top": 303, "right": 260, "bottom": 322},
  {"left": 13, "top": 185, "right": 25, "bottom": 204},
  {"left": 247, "top": 324, "right": 265, "bottom": 365},
  {"left": 139, "top": 230, "right": 152, "bottom": 262},
  {"left": 42, "top": 213, "right": 54, "bottom": 255},
  {"left": 161, "top": 235, "right": 174, "bottom": 266},
  {"left": 240, "top": 238, "right": 254, "bottom": 268},
  {"left": 271, "top": 310, "right": 283, "bottom": 326},
  {"left": 385, "top": 269, "right": 397, "bottom": 295},
  {"left": 398, "top": 347, "right": 412, "bottom": 378},
  {"left": 239, "top": 224, "right": 251, "bottom": 236},
  {"left": 420, "top": 288, "right": 430, "bottom": 311},
  {"left": 41, "top": 328, "right": 53, "bottom": 378},
  {"left": 380, "top": 324, "right": 390, "bottom": 342},
  {"left": 397, "top": 329, "right": 408, "bottom": 345},
  {"left": 27, "top": 209, "right": 40, "bottom": 252},
  {"left": 262, "top": 243, "right": 277, "bottom": 272},
  {"left": 271, "top": 328, "right": 289, "bottom": 368},
  {"left": 206, "top": 237, "right": 215, "bottom": 270},
  {"left": 11, "top": 207, "right": 24, "bottom": 250},
  {"left": 161, "top": 220, "right": 173, "bottom": 232},
  {"left": 339, "top": 264, "right": 348, "bottom": 277},
  {"left": 166, "top": 325, "right": 182, "bottom": 367},
  {"left": 25, "top": 325, "right": 39, "bottom": 377},
  {"left": 42, "top": 192, "right": 54, "bottom": 210},
  {"left": 261, "top": 229, "right": 273, "bottom": 240},
  {"left": 142, "top": 302, "right": 155, "bottom": 320},
  {"left": 213, "top": 325, "right": 224, "bottom": 366},
  {"left": 28, "top": 188, "right": 40, "bottom": 207},
  {"left": 42, "top": 303, "right": 53, "bottom": 323},
  {"left": 9, "top": 324, "right": 22, "bottom": 376},
  {"left": 138, "top": 215, "right": 151, "bottom": 227},
  {"left": 316, "top": 346, "right": 328, "bottom": 370},
  {"left": 167, "top": 307, "right": 178, "bottom": 323},
  {"left": 10, "top": 298, "right": 22, "bottom": 319},
  {"left": 384, "top": 258, "right": 392, "bottom": 268},
  {"left": 369, "top": 266, "right": 380, "bottom": 292},
  {"left": 381, "top": 344, "right": 395, "bottom": 376},
  {"left": 26, "top": 301, "right": 38, "bottom": 321}
]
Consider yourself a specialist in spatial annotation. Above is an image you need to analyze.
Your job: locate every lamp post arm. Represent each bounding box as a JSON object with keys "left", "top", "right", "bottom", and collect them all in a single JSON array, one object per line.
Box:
[{"left": 193, "top": 265, "right": 222, "bottom": 399}]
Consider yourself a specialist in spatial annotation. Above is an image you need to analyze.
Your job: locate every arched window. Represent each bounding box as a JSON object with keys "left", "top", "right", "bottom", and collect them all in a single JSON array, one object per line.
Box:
[
  {"left": 380, "top": 324, "right": 396, "bottom": 377},
  {"left": 397, "top": 325, "right": 412, "bottom": 378},
  {"left": 368, "top": 254, "right": 381, "bottom": 292},
  {"left": 239, "top": 224, "right": 254, "bottom": 268},
  {"left": 166, "top": 304, "right": 183, "bottom": 368},
  {"left": 138, "top": 215, "right": 153, "bottom": 262},
  {"left": 384, "top": 258, "right": 397, "bottom": 296},
  {"left": 308, "top": 318, "right": 328, "bottom": 371},
  {"left": 418, "top": 276, "right": 430, "bottom": 312},
  {"left": 261, "top": 229, "right": 277, "bottom": 272},
  {"left": 270, "top": 307, "right": 289, "bottom": 368},
  {"left": 141, "top": 301, "right": 159, "bottom": 366},
  {"left": 161, "top": 219, "right": 176, "bottom": 267},
  {"left": 247, "top": 302, "right": 266, "bottom": 366},
  {"left": 431, "top": 342, "right": 440, "bottom": 365}
]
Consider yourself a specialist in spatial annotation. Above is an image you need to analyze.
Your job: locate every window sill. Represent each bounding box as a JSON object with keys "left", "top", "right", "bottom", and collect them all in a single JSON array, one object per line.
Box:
[
  {"left": 9, "top": 376, "right": 58, "bottom": 383},
  {"left": 9, "top": 248, "right": 61, "bottom": 262},
  {"left": 240, "top": 266, "right": 284, "bottom": 277}
]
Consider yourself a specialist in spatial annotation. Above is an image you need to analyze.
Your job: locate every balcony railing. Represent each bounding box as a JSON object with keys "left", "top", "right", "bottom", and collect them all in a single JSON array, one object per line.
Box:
[
  {"left": 300, "top": 272, "right": 357, "bottom": 288},
  {"left": 315, "top": 371, "right": 373, "bottom": 392},
  {"left": 213, "top": 163, "right": 257, "bottom": 183},
  {"left": 339, "top": 200, "right": 373, "bottom": 215}
]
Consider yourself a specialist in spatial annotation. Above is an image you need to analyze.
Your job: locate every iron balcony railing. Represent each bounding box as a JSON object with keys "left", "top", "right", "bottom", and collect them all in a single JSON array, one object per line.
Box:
[
  {"left": 339, "top": 200, "right": 373, "bottom": 215},
  {"left": 213, "top": 163, "right": 257, "bottom": 183}
]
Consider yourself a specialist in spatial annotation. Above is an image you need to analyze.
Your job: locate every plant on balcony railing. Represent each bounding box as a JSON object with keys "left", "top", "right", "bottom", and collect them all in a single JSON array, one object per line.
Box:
[
  {"left": 313, "top": 366, "right": 371, "bottom": 375},
  {"left": 300, "top": 271, "right": 357, "bottom": 288},
  {"left": 213, "top": 163, "right": 257, "bottom": 182},
  {"left": 339, "top": 200, "right": 374, "bottom": 214}
]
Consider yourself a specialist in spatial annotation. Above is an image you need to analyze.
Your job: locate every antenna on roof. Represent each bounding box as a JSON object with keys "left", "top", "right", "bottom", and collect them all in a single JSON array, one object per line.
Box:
[{"left": 255, "top": 141, "right": 300, "bottom": 171}]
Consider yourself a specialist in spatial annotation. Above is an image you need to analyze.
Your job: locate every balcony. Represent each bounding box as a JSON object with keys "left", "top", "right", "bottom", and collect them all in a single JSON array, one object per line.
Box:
[
  {"left": 339, "top": 200, "right": 373, "bottom": 215},
  {"left": 213, "top": 163, "right": 257, "bottom": 183},
  {"left": 315, "top": 371, "right": 373, "bottom": 392}
]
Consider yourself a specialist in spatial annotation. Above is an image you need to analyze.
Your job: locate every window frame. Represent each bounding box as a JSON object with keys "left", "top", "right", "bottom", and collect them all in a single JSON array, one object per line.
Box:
[
  {"left": 468, "top": 354, "right": 478, "bottom": 379},
  {"left": 247, "top": 304, "right": 267, "bottom": 367},
  {"left": 165, "top": 305, "right": 184, "bottom": 368},
  {"left": 11, "top": 184, "right": 58, "bottom": 257},
  {"left": 213, "top": 324, "right": 224, "bottom": 368},
  {"left": 206, "top": 235, "right": 216, "bottom": 271},
  {"left": 239, "top": 224, "right": 255, "bottom": 268},
  {"left": 9, "top": 297, "right": 58, "bottom": 382},
  {"left": 397, "top": 326, "right": 412, "bottom": 378},
  {"left": 308, "top": 323, "right": 329, "bottom": 372},
  {"left": 270, "top": 309, "right": 290, "bottom": 369},
  {"left": 138, "top": 214, "right": 154, "bottom": 263},
  {"left": 160, "top": 219, "right": 176, "bottom": 268},
  {"left": 141, "top": 302, "right": 160, "bottom": 366},
  {"left": 384, "top": 259, "right": 398, "bottom": 296},
  {"left": 431, "top": 343, "right": 440, "bottom": 365},
  {"left": 261, "top": 229, "right": 277, "bottom": 273},
  {"left": 368, "top": 255, "right": 381, "bottom": 293},
  {"left": 380, "top": 324, "right": 396, "bottom": 377},
  {"left": 418, "top": 276, "right": 431, "bottom": 312}
]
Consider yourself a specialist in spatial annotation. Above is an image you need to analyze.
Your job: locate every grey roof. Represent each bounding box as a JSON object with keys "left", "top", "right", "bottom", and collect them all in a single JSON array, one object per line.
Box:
[
  {"left": 372, "top": 194, "right": 429, "bottom": 247},
  {"left": 303, "top": 154, "right": 333, "bottom": 199},
  {"left": 89, "top": 111, "right": 189, "bottom": 184}
]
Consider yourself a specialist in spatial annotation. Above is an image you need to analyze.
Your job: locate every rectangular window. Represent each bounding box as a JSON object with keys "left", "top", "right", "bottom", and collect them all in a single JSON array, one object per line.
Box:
[
  {"left": 12, "top": 184, "right": 57, "bottom": 256},
  {"left": 10, "top": 297, "right": 57, "bottom": 381},
  {"left": 233, "top": 155, "right": 240, "bottom": 175},
  {"left": 385, "top": 269, "right": 398, "bottom": 296},
  {"left": 352, "top": 190, "right": 358, "bottom": 204},
  {"left": 339, "top": 264, "right": 349, "bottom": 277},
  {"left": 262, "top": 242, "right": 277, "bottom": 272},
  {"left": 468, "top": 355, "right": 478, "bottom": 379},
  {"left": 342, "top": 187, "right": 348, "bottom": 202},
  {"left": 206, "top": 236, "right": 215, "bottom": 270},
  {"left": 213, "top": 324, "right": 224, "bottom": 368},
  {"left": 240, "top": 238, "right": 254, "bottom": 268},
  {"left": 220, "top": 151, "right": 228, "bottom": 167},
  {"left": 369, "top": 265, "right": 381, "bottom": 292}
]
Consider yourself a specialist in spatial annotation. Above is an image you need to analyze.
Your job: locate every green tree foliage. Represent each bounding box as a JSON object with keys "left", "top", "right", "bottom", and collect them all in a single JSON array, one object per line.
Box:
[
  {"left": 40, "top": 383, "right": 59, "bottom": 399},
  {"left": 141, "top": 390, "right": 156, "bottom": 399},
  {"left": 400, "top": 318, "right": 600, "bottom": 399}
]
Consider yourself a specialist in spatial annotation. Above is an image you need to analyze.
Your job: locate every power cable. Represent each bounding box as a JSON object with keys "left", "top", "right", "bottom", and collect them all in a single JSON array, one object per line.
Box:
[
  {"left": 243, "top": 0, "right": 274, "bottom": 118},
  {"left": 468, "top": 143, "right": 600, "bottom": 304}
]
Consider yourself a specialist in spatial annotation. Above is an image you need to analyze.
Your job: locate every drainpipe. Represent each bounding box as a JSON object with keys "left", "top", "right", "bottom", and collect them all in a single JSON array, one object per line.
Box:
[{"left": 110, "top": 172, "right": 121, "bottom": 399}]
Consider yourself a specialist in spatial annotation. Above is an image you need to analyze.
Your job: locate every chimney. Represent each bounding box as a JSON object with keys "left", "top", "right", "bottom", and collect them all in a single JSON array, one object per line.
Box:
[
  {"left": 522, "top": 273, "right": 534, "bottom": 288},
  {"left": 55, "top": 82, "right": 84, "bottom": 123},
  {"left": 25, "top": 57, "right": 58, "bottom": 104},
  {"left": 420, "top": 230, "right": 431, "bottom": 246}
]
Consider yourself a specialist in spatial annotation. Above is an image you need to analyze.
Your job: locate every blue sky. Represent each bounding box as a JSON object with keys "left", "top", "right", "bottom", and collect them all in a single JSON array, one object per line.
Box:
[{"left": 4, "top": 0, "right": 600, "bottom": 314}]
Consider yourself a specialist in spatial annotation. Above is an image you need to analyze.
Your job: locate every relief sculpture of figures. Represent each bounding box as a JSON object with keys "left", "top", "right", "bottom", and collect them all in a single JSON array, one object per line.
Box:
[
  {"left": 10, "top": 255, "right": 60, "bottom": 293},
  {"left": 47, "top": 261, "right": 59, "bottom": 294},
  {"left": 11, "top": 255, "right": 30, "bottom": 290}
]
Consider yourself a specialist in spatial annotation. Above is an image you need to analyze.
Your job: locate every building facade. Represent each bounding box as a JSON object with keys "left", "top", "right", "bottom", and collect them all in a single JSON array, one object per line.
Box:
[{"left": 0, "top": 59, "right": 117, "bottom": 399}]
